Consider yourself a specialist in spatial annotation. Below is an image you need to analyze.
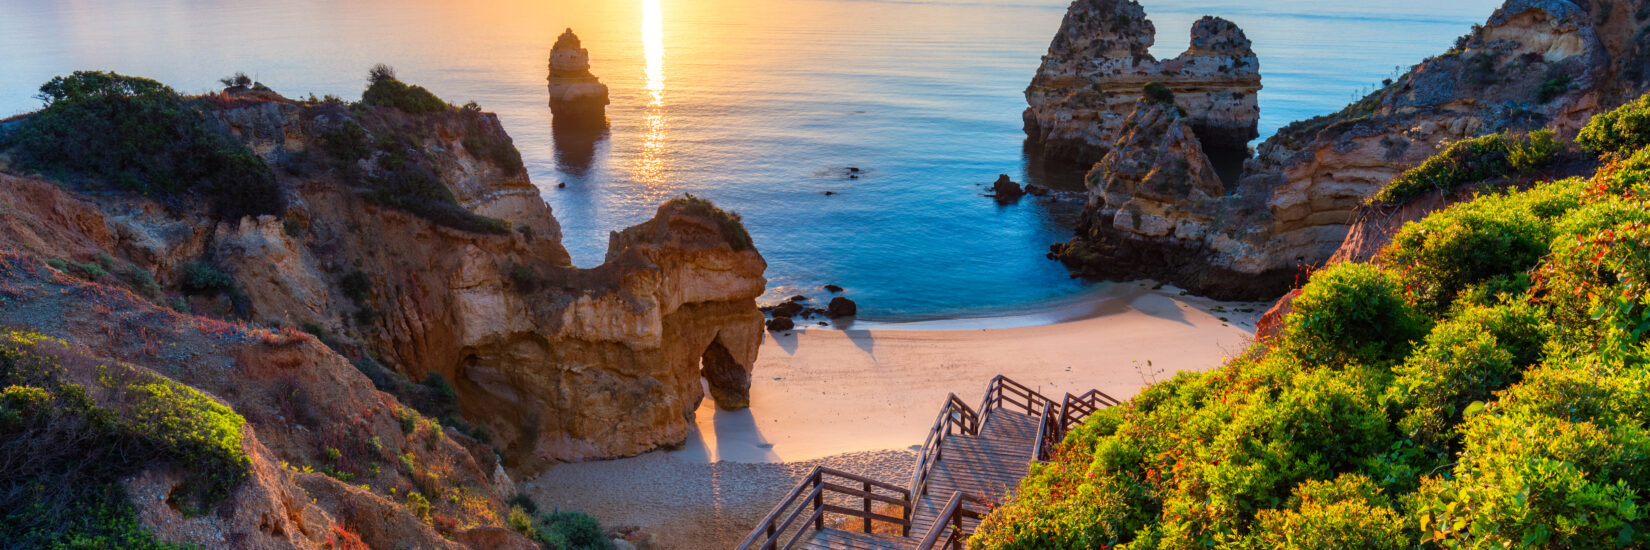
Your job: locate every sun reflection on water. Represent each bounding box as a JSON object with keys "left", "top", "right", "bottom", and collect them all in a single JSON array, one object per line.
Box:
[{"left": 634, "top": 0, "right": 668, "bottom": 195}]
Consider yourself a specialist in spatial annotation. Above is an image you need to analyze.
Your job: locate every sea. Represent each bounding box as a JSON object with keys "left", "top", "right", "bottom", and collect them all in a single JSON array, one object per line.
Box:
[{"left": 0, "top": 0, "right": 1501, "bottom": 321}]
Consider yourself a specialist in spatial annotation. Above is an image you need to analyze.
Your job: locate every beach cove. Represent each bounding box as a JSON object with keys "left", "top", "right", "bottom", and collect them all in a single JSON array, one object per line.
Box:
[{"left": 528, "top": 283, "right": 1265, "bottom": 548}]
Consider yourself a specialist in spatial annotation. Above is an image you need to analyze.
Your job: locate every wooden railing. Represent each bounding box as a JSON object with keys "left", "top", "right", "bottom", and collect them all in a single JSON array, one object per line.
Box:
[
  {"left": 909, "top": 394, "right": 980, "bottom": 499},
  {"left": 738, "top": 466, "right": 913, "bottom": 550},
  {"left": 746, "top": 375, "right": 1125, "bottom": 547},
  {"left": 975, "top": 375, "right": 1056, "bottom": 426},
  {"left": 1035, "top": 390, "right": 1124, "bottom": 461},
  {"left": 914, "top": 491, "right": 988, "bottom": 550},
  {"left": 1032, "top": 401, "right": 1061, "bottom": 462}
]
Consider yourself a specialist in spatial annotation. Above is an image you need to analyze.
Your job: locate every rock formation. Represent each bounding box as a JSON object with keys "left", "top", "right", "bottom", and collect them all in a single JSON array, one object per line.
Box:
[
  {"left": 1024, "top": 0, "right": 1260, "bottom": 170},
  {"left": 547, "top": 28, "right": 610, "bottom": 124},
  {"left": 0, "top": 249, "right": 532, "bottom": 549},
  {"left": 0, "top": 81, "right": 765, "bottom": 476},
  {"left": 1049, "top": 0, "right": 1650, "bottom": 300}
]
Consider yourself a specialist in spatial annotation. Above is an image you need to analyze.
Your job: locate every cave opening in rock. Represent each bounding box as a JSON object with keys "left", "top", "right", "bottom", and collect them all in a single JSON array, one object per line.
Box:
[
  {"left": 1191, "top": 127, "right": 1250, "bottom": 189},
  {"left": 698, "top": 336, "right": 750, "bottom": 410}
]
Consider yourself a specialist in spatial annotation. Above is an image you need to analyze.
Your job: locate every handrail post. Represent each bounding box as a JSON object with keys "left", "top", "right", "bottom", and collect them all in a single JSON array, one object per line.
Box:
[
  {"left": 812, "top": 471, "right": 824, "bottom": 531},
  {"left": 862, "top": 480, "right": 872, "bottom": 533}
]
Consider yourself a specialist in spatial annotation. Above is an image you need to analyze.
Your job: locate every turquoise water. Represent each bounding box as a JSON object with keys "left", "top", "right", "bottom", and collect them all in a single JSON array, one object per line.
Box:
[{"left": 0, "top": 0, "right": 1499, "bottom": 320}]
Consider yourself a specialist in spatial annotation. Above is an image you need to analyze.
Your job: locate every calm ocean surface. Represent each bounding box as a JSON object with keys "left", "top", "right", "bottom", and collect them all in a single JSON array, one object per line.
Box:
[{"left": 0, "top": 0, "right": 1499, "bottom": 320}]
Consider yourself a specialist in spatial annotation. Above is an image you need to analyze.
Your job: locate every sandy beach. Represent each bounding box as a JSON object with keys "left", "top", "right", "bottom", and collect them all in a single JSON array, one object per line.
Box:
[{"left": 527, "top": 281, "right": 1265, "bottom": 548}]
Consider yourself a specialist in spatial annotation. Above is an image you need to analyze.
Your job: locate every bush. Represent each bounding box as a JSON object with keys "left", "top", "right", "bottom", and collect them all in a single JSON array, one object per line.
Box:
[
  {"left": 339, "top": 270, "right": 372, "bottom": 305},
  {"left": 1279, "top": 263, "right": 1426, "bottom": 365},
  {"left": 1378, "top": 184, "right": 1572, "bottom": 311},
  {"left": 463, "top": 133, "right": 526, "bottom": 176},
  {"left": 1370, "top": 130, "right": 1559, "bottom": 205},
  {"left": 181, "top": 261, "right": 235, "bottom": 295},
  {"left": 1143, "top": 82, "right": 1175, "bottom": 105},
  {"left": 320, "top": 120, "right": 370, "bottom": 164},
  {"left": 358, "top": 134, "right": 510, "bottom": 234},
  {"left": 1537, "top": 76, "right": 1572, "bottom": 104},
  {"left": 973, "top": 100, "right": 1650, "bottom": 549},
  {"left": 360, "top": 64, "right": 448, "bottom": 114},
  {"left": 1, "top": 71, "right": 285, "bottom": 220},
  {"left": 1391, "top": 303, "right": 1548, "bottom": 448},
  {"left": 667, "top": 194, "right": 754, "bottom": 251},
  {"left": 0, "top": 331, "right": 248, "bottom": 547},
  {"left": 1577, "top": 91, "right": 1650, "bottom": 156},
  {"left": 1247, "top": 475, "right": 1412, "bottom": 549},
  {"left": 531, "top": 511, "right": 613, "bottom": 550}
]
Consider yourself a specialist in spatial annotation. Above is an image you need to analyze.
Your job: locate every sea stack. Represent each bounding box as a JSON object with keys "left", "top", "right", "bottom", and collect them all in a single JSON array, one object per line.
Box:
[
  {"left": 1023, "top": 1, "right": 1260, "bottom": 167},
  {"left": 547, "top": 28, "right": 610, "bottom": 124}
]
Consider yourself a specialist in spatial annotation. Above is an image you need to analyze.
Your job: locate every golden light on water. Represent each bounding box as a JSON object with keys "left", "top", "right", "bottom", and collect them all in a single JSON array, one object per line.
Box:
[
  {"left": 634, "top": 0, "right": 668, "bottom": 191},
  {"left": 643, "top": 0, "right": 665, "bottom": 102}
]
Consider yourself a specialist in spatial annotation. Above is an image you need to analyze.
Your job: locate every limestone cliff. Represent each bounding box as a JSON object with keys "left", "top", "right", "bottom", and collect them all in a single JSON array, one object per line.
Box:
[
  {"left": 1025, "top": 0, "right": 1260, "bottom": 167},
  {"left": 0, "top": 84, "right": 765, "bottom": 473},
  {"left": 1050, "top": 0, "right": 1650, "bottom": 299},
  {"left": 0, "top": 250, "right": 533, "bottom": 549}
]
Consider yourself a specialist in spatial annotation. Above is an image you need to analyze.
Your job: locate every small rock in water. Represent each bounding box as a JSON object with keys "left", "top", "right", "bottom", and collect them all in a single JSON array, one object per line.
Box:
[
  {"left": 773, "top": 302, "right": 804, "bottom": 318},
  {"left": 823, "top": 190, "right": 836, "bottom": 195},
  {"left": 787, "top": 295, "right": 809, "bottom": 302},
  {"left": 848, "top": 174, "right": 858, "bottom": 179},
  {"left": 827, "top": 296, "right": 858, "bottom": 318},
  {"left": 988, "top": 174, "right": 1025, "bottom": 204},
  {"left": 766, "top": 316, "right": 795, "bottom": 331},
  {"left": 557, "top": 181, "right": 566, "bottom": 188},
  {"left": 848, "top": 167, "right": 861, "bottom": 172},
  {"left": 823, "top": 284, "right": 844, "bottom": 293},
  {"left": 1025, "top": 183, "right": 1050, "bottom": 197}
]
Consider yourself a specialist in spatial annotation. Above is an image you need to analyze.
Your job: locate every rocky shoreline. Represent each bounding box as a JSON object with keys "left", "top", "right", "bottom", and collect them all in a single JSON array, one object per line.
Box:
[{"left": 1036, "top": 0, "right": 1650, "bottom": 301}]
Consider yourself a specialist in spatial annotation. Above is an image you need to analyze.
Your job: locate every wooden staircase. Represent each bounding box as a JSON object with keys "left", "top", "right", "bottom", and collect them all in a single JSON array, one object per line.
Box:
[{"left": 739, "top": 376, "right": 1120, "bottom": 550}]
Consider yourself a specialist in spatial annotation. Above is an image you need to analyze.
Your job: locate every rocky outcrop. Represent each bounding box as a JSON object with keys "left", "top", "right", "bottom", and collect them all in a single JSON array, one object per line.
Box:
[
  {"left": 547, "top": 29, "right": 610, "bottom": 124},
  {"left": 1049, "top": 0, "right": 1650, "bottom": 299},
  {"left": 0, "top": 251, "right": 532, "bottom": 549},
  {"left": 0, "top": 87, "right": 767, "bottom": 474},
  {"left": 1024, "top": 0, "right": 1260, "bottom": 166}
]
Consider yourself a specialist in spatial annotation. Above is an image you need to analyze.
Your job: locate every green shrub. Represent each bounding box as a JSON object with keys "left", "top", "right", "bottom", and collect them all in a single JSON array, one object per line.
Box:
[
  {"left": 667, "top": 194, "right": 754, "bottom": 251},
  {"left": 1378, "top": 186, "right": 1568, "bottom": 311},
  {"left": 181, "top": 261, "right": 235, "bottom": 295},
  {"left": 360, "top": 65, "right": 447, "bottom": 114},
  {"left": 532, "top": 511, "right": 613, "bottom": 550},
  {"left": 1537, "top": 76, "right": 1572, "bottom": 104},
  {"left": 1247, "top": 475, "right": 1412, "bottom": 549},
  {"left": 1407, "top": 409, "right": 1650, "bottom": 547},
  {"left": 974, "top": 101, "right": 1650, "bottom": 549},
  {"left": 1, "top": 71, "right": 285, "bottom": 220},
  {"left": 1577, "top": 91, "right": 1650, "bottom": 156},
  {"left": 1280, "top": 263, "right": 1426, "bottom": 365},
  {"left": 1391, "top": 303, "right": 1548, "bottom": 448},
  {"left": 320, "top": 120, "right": 370, "bottom": 164},
  {"left": 463, "top": 131, "right": 526, "bottom": 176},
  {"left": 1143, "top": 82, "right": 1175, "bottom": 105},
  {"left": 358, "top": 134, "right": 510, "bottom": 234},
  {"left": 0, "top": 331, "right": 247, "bottom": 547},
  {"left": 339, "top": 270, "right": 372, "bottom": 304},
  {"left": 1370, "top": 130, "right": 1559, "bottom": 205}
]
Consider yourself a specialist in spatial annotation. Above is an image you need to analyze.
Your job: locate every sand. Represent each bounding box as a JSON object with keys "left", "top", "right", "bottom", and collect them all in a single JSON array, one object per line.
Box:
[{"left": 525, "top": 282, "right": 1266, "bottom": 548}]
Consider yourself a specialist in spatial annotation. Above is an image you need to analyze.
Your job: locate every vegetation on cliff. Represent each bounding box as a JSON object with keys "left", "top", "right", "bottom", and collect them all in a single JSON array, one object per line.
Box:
[
  {"left": 669, "top": 194, "right": 754, "bottom": 251},
  {"left": 973, "top": 100, "right": 1650, "bottom": 548},
  {"left": 1369, "top": 130, "right": 1561, "bottom": 205},
  {"left": 0, "top": 71, "right": 285, "bottom": 220},
  {"left": 0, "top": 330, "right": 249, "bottom": 549}
]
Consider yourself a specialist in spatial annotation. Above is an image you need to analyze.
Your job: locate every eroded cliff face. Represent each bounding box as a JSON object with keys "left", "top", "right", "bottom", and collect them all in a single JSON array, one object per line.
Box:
[
  {"left": 0, "top": 89, "right": 766, "bottom": 475},
  {"left": 1024, "top": 0, "right": 1260, "bottom": 166},
  {"left": 0, "top": 251, "right": 530, "bottom": 549},
  {"left": 1050, "top": 0, "right": 1650, "bottom": 299}
]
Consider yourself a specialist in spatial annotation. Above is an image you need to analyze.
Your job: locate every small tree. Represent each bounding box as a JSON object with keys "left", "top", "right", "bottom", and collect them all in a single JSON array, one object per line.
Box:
[{"left": 219, "top": 72, "right": 252, "bottom": 90}]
